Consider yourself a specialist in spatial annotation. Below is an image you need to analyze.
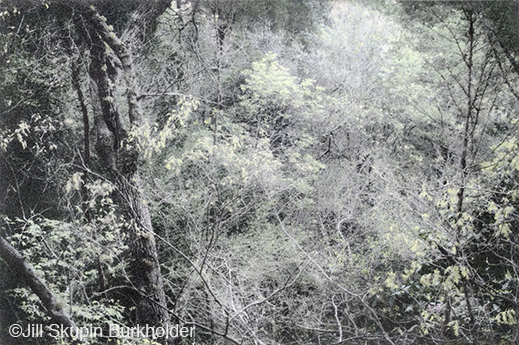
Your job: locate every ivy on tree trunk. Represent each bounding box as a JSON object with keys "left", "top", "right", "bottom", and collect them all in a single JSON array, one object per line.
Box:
[{"left": 78, "top": 2, "right": 172, "bottom": 337}]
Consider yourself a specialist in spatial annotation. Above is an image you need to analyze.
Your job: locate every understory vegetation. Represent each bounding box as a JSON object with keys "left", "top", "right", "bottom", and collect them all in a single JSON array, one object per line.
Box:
[{"left": 2, "top": 1, "right": 519, "bottom": 344}]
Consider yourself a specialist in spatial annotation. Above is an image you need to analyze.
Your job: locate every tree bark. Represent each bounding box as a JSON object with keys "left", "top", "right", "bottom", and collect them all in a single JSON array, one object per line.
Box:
[
  {"left": 81, "top": 4, "right": 172, "bottom": 336},
  {"left": 0, "top": 235, "right": 76, "bottom": 328},
  {"left": 1, "top": 2, "right": 175, "bottom": 342}
]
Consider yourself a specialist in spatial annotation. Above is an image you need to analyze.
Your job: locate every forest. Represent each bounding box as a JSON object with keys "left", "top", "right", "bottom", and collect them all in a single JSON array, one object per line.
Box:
[{"left": 1, "top": 0, "right": 519, "bottom": 344}]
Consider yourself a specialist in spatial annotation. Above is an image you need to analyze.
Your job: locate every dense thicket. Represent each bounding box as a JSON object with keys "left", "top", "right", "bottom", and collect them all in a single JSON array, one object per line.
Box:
[{"left": 2, "top": 1, "right": 519, "bottom": 344}]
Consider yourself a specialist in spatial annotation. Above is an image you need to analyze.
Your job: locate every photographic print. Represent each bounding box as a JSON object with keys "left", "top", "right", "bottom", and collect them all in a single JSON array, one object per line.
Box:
[{"left": 1, "top": 0, "right": 519, "bottom": 344}]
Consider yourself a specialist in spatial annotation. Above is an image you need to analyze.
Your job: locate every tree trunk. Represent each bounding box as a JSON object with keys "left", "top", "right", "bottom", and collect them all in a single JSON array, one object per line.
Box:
[
  {"left": 0, "top": 235, "right": 76, "bottom": 328},
  {"left": 86, "top": 12, "right": 168, "bottom": 316},
  {"left": 78, "top": 3, "right": 173, "bottom": 341},
  {"left": 1, "top": 1, "right": 175, "bottom": 342}
]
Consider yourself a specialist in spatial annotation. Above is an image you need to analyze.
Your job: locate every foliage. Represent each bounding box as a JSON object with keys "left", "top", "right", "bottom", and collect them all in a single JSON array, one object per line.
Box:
[{"left": 4, "top": 1, "right": 519, "bottom": 345}]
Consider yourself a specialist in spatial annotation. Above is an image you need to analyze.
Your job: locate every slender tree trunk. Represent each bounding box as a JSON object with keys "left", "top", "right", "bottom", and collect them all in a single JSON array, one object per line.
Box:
[{"left": 446, "top": 7, "right": 478, "bottom": 343}]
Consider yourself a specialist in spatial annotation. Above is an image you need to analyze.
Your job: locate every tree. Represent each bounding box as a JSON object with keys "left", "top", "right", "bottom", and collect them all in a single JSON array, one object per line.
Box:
[
  {"left": 377, "top": 2, "right": 519, "bottom": 343},
  {"left": 7, "top": 1, "right": 519, "bottom": 344},
  {"left": 0, "top": 1, "right": 332, "bottom": 344},
  {"left": 0, "top": 1, "right": 175, "bottom": 343}
]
